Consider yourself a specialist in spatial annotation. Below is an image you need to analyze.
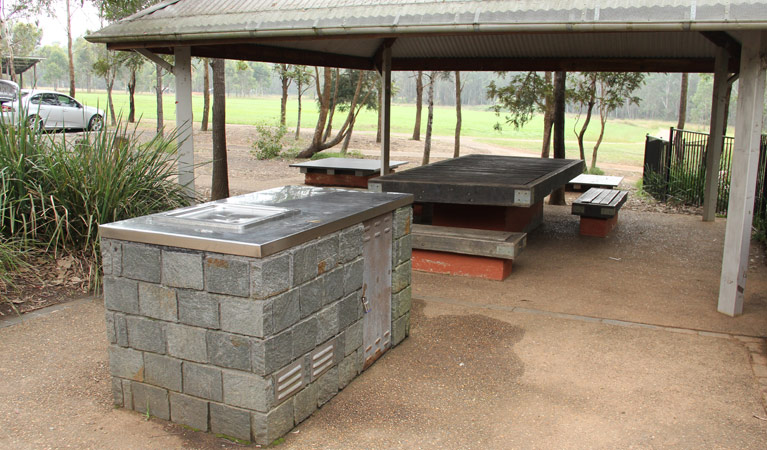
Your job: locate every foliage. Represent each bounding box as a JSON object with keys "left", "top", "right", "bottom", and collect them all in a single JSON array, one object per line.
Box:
[
  {"left": 251, "top": 122, "right": 288, "bottom": 160},
  {"left": 0, "top": 117, "right": 192, "bottom": 289},
  {"left": 0, "top": 22, "right": 41, "bottom": 56},
  {"left": 586, "top": 166, "right": 605, "bottom": 176},
  {"left": 310, "top": 150, "right": 364, "bottom": 160},
  {"left": 0, "top": 236, "right": 30, "bottom": 299},
  {"left": 487, "top": 71, "right": 552, "bottom": 131}
]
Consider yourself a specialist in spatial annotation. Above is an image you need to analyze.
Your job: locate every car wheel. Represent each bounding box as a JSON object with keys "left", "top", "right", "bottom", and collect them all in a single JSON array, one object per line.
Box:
[
  {"left": 27, "top": 115, "right": 44, "bottom": 132},
  {"left": 88, "top": 114, "right": 104, "bottom": 132}
]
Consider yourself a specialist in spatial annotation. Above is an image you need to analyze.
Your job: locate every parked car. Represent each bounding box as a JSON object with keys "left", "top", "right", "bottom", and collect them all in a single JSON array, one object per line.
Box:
[
  {"left": 1, "top": 89, "right": 104, "bottom": 131},
  {"left": 0, "top": 79, "right": 19, "bottom": 105}
]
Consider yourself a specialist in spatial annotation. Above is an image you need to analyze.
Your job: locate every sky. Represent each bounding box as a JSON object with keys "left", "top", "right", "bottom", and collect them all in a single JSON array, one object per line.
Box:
[{"left": 24, "top": 0, "right": 103, "bottom": 48}]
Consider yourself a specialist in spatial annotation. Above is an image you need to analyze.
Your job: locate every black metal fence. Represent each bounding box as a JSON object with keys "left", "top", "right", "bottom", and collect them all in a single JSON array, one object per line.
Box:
[{"left": 643, "top": 128, "right": 767, "bottom": 219}]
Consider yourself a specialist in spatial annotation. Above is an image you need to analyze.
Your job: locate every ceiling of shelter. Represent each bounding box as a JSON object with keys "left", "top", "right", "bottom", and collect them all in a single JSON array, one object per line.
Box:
[{"left": 86, "top": 0, "right": 767, "bottom": 72}]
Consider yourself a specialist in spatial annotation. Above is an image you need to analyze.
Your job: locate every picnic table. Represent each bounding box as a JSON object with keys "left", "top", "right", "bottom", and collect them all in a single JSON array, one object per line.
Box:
[{"left": 290, "top": 157, "right": 408, "bottom": 188}]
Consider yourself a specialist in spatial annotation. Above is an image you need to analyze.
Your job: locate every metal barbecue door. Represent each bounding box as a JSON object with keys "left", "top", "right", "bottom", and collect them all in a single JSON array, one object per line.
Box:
[{"left": 362, "top": 212, "right": 393, "bottom": 369}]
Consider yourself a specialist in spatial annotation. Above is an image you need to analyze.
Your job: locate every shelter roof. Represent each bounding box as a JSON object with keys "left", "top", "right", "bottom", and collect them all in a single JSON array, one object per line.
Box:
[
  {"left": 86, "top": 0, "right": 767, "bottom": 72},
  {"left": 1, "top": 57, "right": 44, "bottom": 76}
]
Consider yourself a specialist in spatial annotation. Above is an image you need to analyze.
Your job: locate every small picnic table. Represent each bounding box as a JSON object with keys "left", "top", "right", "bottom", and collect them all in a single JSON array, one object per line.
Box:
[{"left": 290, "top": 158, "right": 408, "bottom": 188}]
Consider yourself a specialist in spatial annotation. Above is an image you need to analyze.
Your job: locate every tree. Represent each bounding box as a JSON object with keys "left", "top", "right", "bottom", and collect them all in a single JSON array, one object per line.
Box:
[
  {"left": 74, "top": 37, "right": 97, "bottom": 92},
  {"left": 292, "top": 65, "right": 312, "bottom": 140},
  {"left": 1, "top": 0, "right": 53, "bottom": 82},
  {"left": 122, "top": 53, "right": 144, "bottom": 123},
  {"left": 65, "top": 0, "right": 75, "bottom": 96},
  {"left": 549, "top": 71, "right": 567, "bottom": 205},
  {"left": 422, "top": 71, "right": 436, "bottom": 166},
  {"left": 92, "top": 44, "right": 119, "bottom": 125},
  {"left": 200, "top": 58, "right": 210, "bottom": 131},
  {"left": 1, "top": 22, "right": 41, "bottom": 56},
  {"left": 590, "top": 73, "right": 645, "bottom": 170},
  {"left": 454, "top": 70, "right": 463, "bottom": 158},
  {"left": 274, "top": 64, "right": 292, "bottom": 126},
  {"left": 39, "top": 44, "right": 68, "bottom": 89},
  {"left": 570, "top": 73, "right": 598, "bottom": 161},
  {"left": 487, "top": 71, "right": 554, "bottom": 157},
  {"left": 677, "top": 73, "right": 689, "bottom": 129},
  {"left": 412, "top": 70, "right": 423, "bottom": 140},
  {"left": 210, "top": 58, "right": 229, "bottom": 200}
]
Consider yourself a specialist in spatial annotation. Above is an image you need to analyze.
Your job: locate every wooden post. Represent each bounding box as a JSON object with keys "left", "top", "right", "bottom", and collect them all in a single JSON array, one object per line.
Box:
[
  {"left": 380, "top": 45, "right": 392, "bottom": 176},
  {"left": 174, "top": 46, "right": 195, "bottom": 196},
  {"left": 717, "top": 31, "right": 766, "bottom": 316},
  {"left": 703, "top": 47, "right": 730, "bottom": 222}
]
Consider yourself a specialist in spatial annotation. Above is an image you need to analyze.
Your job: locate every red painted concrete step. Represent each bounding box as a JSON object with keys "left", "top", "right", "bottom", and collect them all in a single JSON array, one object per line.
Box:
[{"left": 412, "top": 249, "right": 513, "bottom": 281}]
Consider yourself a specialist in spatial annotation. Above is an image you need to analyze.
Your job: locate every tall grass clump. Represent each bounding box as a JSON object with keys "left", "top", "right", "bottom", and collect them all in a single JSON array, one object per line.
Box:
[{"left": 0, "top": 118, "right": 192, "bottom": 290}]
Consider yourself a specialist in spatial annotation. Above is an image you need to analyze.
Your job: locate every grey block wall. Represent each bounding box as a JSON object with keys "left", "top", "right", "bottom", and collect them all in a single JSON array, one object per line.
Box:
[{"left": 102, "top": 206, "right": 412, "bottom": 445}]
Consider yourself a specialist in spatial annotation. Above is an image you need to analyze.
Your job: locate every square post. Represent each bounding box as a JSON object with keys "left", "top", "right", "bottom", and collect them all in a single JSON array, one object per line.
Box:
[
  {"left": 717, "top": 31, "right": 766, "bottom": 316},
  {"left": 703, "top": 47, "right": 730, "bottom": 222},
  {"left": 380, "top": 45, "right": 392, "bottom": 176},
  {"left": 174, "top": 46, "right": 195, "bottom": 196}
]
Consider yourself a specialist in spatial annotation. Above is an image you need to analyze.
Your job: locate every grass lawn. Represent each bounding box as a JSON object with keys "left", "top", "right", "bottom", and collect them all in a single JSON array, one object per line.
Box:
[{"left": 73, "top": 90, "right": 711, "bottom": 167}]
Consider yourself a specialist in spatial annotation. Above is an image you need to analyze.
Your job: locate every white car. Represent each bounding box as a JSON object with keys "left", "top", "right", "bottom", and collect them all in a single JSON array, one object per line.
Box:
[{"left": 1, "top": 89, "right": 104, "bottom": 131}]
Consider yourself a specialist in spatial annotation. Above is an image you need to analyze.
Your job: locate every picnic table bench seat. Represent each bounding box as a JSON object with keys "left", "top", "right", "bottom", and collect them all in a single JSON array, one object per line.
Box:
[
  {"left": 410, "top": 224, "right": 526, "bottom": 280},
  {"left": 571, "top": 188, "right": 629, "bottom": 237}
]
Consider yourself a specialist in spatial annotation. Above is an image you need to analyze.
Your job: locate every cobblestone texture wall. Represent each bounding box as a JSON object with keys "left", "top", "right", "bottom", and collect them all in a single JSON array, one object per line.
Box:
[{"left": 102, "top": 207, "right": 412, "bottom": 445}]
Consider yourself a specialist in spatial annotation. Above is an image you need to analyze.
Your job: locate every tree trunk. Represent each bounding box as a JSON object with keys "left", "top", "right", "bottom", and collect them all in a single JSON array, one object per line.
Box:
[
  {"left": 201, "top": 59, "right": 210, "bottom": 132},
  {"left": 155, "top": 64, "right": 164, "bottom": 136},
  {"left": 423, "top": 72, "right": 435, "bottom": 166},
  {"left": 591, "top": 109, "right": 608, "bottom": 171},
  {"left": 341, "top": 116, "right": 355, "bottom": 154},
  {"left": 549, "top": 71, "right": 567, "bottom": 205},
  {"left": 128, "top": 69, "right": 137, "bottom": 123},
  {"left": 1, "top": 20, "right": 16, "bottom": 82},
  {"left": 576, "top": 99, "right": 595, "bottom": 162},
  {"left": 454, "top": 71, "right": 462, "bottom": 158},
  {"left": 376, "top": 85, "right": 382, "bottom": 143},
  {"left": 66, "top": 0, "right": 75, "bottom": 97},
  {"left": 297, "top": 67, "right": 332, "bottom": 158},
  {"left": 295, "top": 77, "right": 303, "bottom": 139},
  {"left": 280, "top": 64, "right": 289, "bottom": 127},
  {"left": 323, "top": 68, "right": 339, "bottom": 142},
  {"left": 677, "top": 73, "right": 689, "bottom": 129},
  {"left": 211, "top": 58, "right": 229, "bottom": 201},
  {"left": 106, "top": 79, "right": 116, "bottom": 126},
  {"left": 540, "top": 71, "right": 554, "bottom": 158},
  {"left": 412, "top": 70, "right": 423, "bottom": 140}
]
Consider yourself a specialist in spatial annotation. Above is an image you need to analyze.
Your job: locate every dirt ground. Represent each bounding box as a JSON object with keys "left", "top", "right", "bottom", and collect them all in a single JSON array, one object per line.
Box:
[{"left": 2, "top": 122, "right": 767, "bottom": 448}]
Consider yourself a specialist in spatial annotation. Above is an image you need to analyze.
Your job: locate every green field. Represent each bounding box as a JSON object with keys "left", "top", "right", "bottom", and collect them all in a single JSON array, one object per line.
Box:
[{"left": 74, "top": 90, "right": 710, "bottom": 166}]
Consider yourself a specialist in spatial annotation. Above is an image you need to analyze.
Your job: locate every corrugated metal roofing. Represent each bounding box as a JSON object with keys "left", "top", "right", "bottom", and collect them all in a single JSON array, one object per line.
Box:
[{"left": 85, "top": 0, "right": 767, "bottom": 71}]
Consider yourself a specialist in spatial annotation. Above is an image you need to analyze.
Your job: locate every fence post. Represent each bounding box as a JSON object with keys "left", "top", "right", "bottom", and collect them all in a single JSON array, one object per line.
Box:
[{"left": 665, "top": 127, "right": 674, "bottom": 197}]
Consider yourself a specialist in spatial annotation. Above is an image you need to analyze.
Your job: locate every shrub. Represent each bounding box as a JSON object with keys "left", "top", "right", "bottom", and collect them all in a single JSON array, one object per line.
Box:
[
  {"left": 310, "top": 150, "right": 365, "bottom": 161},
  {"left": 252, "top": 123, "right": 288, "bottom": 160},
  {"left": 586, "top": 166, "right": 605, "bottom": 176}
]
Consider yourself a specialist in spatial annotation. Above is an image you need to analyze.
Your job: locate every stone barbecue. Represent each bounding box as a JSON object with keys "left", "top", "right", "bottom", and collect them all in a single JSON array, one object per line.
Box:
[{"left": 99, "top": 186, "right": 413, "bottom": 445}]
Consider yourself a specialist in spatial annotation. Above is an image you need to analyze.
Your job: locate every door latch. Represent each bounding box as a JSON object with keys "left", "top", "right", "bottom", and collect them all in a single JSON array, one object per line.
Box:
[{"left": 360, "top": 296, "right": 371, "bottom": 314}]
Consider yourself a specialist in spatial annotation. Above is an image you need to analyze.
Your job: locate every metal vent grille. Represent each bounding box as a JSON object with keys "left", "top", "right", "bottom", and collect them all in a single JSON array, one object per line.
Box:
[
  {"left": 311, "top": 338, "right": 336, "bottom": 381},
  {"left": 274, "top": 360, "right": 304, "bottom": 404}
]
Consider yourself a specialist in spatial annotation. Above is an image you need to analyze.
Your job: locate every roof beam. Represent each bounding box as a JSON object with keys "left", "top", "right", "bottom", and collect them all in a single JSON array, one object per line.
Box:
[
  {"left": 392, "top": 57, "right": 736, "bottom": 73},
  {"left": 700, "top": 31, "right": 741, "bottom": 71},
  {"left": 373, "top": 38, "right": 396, "bottom": 74},
  {"left": 134, "top": 49, "right": 175, "bottom": 74}
]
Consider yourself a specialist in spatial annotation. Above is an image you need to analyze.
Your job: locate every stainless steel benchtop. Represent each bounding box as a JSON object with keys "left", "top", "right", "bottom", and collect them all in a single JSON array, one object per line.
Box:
[{"left": 99, "top": 185, "right": 413, "bottom": 258}]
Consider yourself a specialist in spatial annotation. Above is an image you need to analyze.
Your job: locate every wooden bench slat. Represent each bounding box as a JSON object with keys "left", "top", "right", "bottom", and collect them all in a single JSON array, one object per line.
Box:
[
  {"left": 411, "top": 224, "right": 526, "bottom": 260},
  {"left": 592, "top": 189, "right": 614, "bottom": 205},
  {"left": 608, "top": 191, "right": 629, "bottom": 208},
  {"left": 600, "top": 189, "right": 621, "bottom": 206},
  {"left": 578, "top": 188, "right": 603, "bottom": 203},
  {"left": 572, "top": 188, "right": 629, "bottom": 219}
]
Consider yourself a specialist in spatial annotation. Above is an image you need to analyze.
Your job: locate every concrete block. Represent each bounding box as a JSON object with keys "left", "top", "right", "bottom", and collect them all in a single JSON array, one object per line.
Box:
[
  {"left": 205, "top": 255, "right": 250, "bottom": 298},
  {"left": 293, "top": 382, "right": 318, "bottom": 424},
  {"left": 126, "top": 316, "right": 166, "bottom": 354},
  {"left": 392, "top": 312, "right": 410, "bottom": 347},
  {"left": 178, "top": 291, "right": 220, "bottom": 329},
  {"left": 393, "top": 206, "right": 412, "bottom": 239},
  {"left": 105, "top": 312, "right": 116, "bottom": 344},
  {"left": 323, "top": 267, "right": 344, "bottom": 305},
  {"left": 252, "top": 330, "right": 292, "bottom": 376},
  {"left": 115, "top": 314, "right": 129, "bottom": 347},
  {"left": 170, "top": 392, "right": 209, "bottom": 431},
  {"left": 111, "top": 377, "right": 123, "bottom": 406},
  {"left": 338, "top": 292, "right": 362, "bottom": 330},
  {"left": 394, "top": 234, "right": 412, "bottom": 266},
  {"left": 167, "top": 323, "right": 207, "bottom": 363},
  {"left": 162, "top": 250, "right": 203, "bottom": 290},
  {"left": 292, "top": 242, "right": 318, "bottom": 286},
  {"left": 122, "top": 243, "right": 161, "bottom": 283},
  {"left": 299, "top": 277, "right": 323, "bottom": 319},
  {"left": 338, "top": 350, "right": 361, "bottom": 390},
  {"left": 292, "top": 317, "right": 318, "bottom": 358},
  {"left": 251, "top": 252, "right": 292, "bottom": 299},
  {"left": 138, "top": 282, "right": 178, "bottom": 322},
  {"left": 101, "top": 239, "right": 122, "bottom": 276},
  {"left": 207, "top": 331, "right": 251, "bottom": 370},
  {"left": 339, "top": 224, "right": 363, "bottom": 263},
  {"left": 144, "top": 353, "right": 182, "bottom": 391},
  {"left": 220, "top": 297, "right": 268, "bottom": 338},
  {"left": 315, "top": 234, "right": 339, "bottom": 274},
  {"left": 392, "top": 285, "right": 412, "bottom": 320},
  {"left": 131, "top": 381, "right": 170, "bottom": 420},
  {"left": 317, "top": 366, "right": 339, "bottom": 407},
  {"left": 122, "top": 379, "right": 133, "bottom": 409},
  {"left": 343, "top": 258, "right": 364, "bottom": 296},
  {"left": 392, "top": 260, "right": 412, "bottom": 294},
  {"left": 272, "top": 289, "right": 300, "bottom": 333},
  {"left": 344, "top": 319, "right": 363, "bottom": 356},
  {"left": 103, "top": 276, "right": 139, "bottom": 314},
  {"left": 183, "top": 362, "right": 222, "bottom": 402},
  {"left": 316, "top": 303, "right": 339, "bottom": 346},
  {"left": 252, "top": 400, "right": 294, "bottom": 445},
  {"left": 210, "top": 403, "right": 252, "bottom": 442},
  {"left": 223, "top": 370, "right": 272, "bottom": 412}
]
